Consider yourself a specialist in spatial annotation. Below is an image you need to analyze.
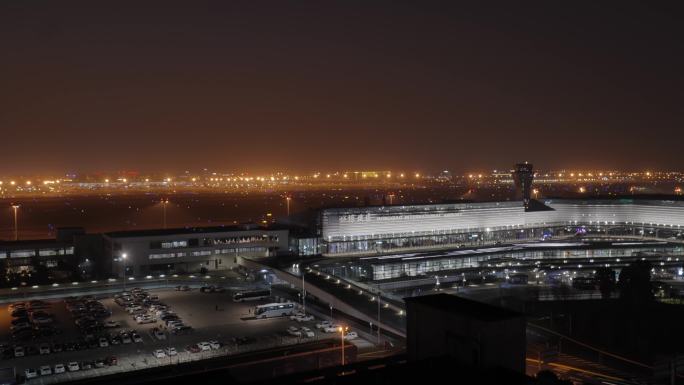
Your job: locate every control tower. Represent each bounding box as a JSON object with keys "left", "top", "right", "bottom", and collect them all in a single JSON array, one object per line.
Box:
[{"left": 512, "top": 162, "right": 534, "bottom": 208}]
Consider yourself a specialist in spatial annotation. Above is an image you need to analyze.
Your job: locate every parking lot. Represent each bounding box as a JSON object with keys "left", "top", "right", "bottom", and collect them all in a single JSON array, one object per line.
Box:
[{"left": 0, "top": 286, "right": 373, "bottom": 384}]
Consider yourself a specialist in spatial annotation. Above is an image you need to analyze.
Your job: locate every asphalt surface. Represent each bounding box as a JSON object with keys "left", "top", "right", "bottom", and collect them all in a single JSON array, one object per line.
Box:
[{"left": 1, "top": 288, "right": 375, "bottom": 384}]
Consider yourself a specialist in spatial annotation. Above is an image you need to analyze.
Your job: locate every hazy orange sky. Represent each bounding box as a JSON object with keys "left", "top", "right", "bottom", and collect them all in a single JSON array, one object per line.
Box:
[{"left": 1, "top": 1, "right": 683, "bottom": 174}]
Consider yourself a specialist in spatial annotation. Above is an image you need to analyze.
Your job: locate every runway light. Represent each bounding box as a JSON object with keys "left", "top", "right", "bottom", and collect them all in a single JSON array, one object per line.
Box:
[{"left": 72, "top": 282, "right": 78, "bottom": 285}]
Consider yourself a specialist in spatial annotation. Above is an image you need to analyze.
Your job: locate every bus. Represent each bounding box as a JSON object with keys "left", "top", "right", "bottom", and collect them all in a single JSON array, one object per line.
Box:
[
  {"left": 254, "top": 303, "right": 295, "bottom": 319},
  {"left": 233, "top": 289, "right": 271, "bottom": 302}
]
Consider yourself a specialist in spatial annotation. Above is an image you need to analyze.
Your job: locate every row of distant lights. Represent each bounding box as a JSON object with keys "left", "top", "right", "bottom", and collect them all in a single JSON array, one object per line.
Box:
[{"left": 11, "top": 274, "right": 226, "bottom": 291}]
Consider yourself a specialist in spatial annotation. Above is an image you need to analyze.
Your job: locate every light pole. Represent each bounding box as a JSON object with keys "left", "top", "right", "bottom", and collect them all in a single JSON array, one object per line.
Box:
[
  {"left": 286, "top": 196, "right": 291, "bottom": 216},
  {"left": 162, "top": 199, "right": 170, "bottom": 229},
  {"left": 121, "top": 253, "right": 127, "bottom": 291},
  {"left": 329, "top": 303, "right": 333, "bottom": 321},
  {"left": 338, "top": 326, "right": 348, "bottom": 366},
  {"left": 11, "top": 204, "right": 19, "bottom": 241},
  {"left": 377, "top": 289, "right": 381, "bottom": 345},
  {"left": 302, "top": 271, "right": 306, "bottom": 315}
]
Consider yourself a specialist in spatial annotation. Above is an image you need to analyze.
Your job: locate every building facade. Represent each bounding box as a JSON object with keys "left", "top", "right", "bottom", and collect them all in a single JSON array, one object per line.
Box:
[
  {"left": 103, "top": 226, "right": 289, "bottom": 276},
  {"left": 320, "top": 199, "right": 684, "bottom": 255}
]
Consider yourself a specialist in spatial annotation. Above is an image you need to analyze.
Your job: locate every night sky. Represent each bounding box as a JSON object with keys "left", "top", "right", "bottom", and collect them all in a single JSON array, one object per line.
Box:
[{"left": 1, "top": 1, "right": 683, "bottom": 174}]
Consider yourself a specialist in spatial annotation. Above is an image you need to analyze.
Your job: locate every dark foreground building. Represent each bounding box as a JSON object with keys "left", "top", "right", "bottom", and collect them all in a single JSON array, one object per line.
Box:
[{"left": 405, "top": 293, "right": 527, "bottom": 374}]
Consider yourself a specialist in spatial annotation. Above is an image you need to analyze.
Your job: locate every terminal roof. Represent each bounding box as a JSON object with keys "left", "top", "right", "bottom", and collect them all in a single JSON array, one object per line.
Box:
[{"left": 405, "top": 293, "right": 522, "bottom": 322}]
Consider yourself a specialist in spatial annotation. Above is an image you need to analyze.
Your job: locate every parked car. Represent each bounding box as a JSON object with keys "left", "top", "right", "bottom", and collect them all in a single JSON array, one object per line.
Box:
[
  {"left": 40, "top": 365, "right": 52, "bottom": 376},
  {"left": 99, "top": 337, "right": 109, "bottom": 347},
  {"left": 185, "top": 344, "right": 201, "bottom": 353},
  {"left": 132, "top": 332, "right": 143, "bottom": 343},
  {"left": 153, "top": 349, "right": 166, "bottom": 358},
  {"left": 301, "top": 327, "right": 315, "bottom": 338},
  {"left": 208, "top": 340, "right": 221, "bottom": 350},
  {"left": 287, "top": 326, "right": 302, "bottom": 337},
  {"left": 165, "top": 346, "right": 178, "bottom": 356},
  {"left": 323, "top": 325, "right": 341, "bottom": 333},
  {"left": 176, "top": 285, "right": 190, "bottom": 291},
  {"left": 121, "top": 334, "right": 133, "bottom": 344},
  {"left": 54, "top": 363, "right": 66, "bottom": 374},
  {"left": 290, "top": 312, "right": 314, "bottom": 322},
  {"left": 316, "top": 321, "right": 333, "bottom": 330},
  {"left": 344, "top": 331, "right": 359, "bottom": 340},
  {"left": 24, "top": 368, "right": 38, "bottom": 379},
  {"left": 104, "top": 321, "right": 120, "bottom": 328},
  {"left": 39, "top": 343, "right": 51, "bottom": 355},
  {"left": 197, "top": 341, "right": 211, "bottom": 351},
  {"left": 136, "top": 316, "right": 156, "bottom": 324},
  {"left": 153, "top": 330, "right": 166, "bottom": 341},
  {"left": 67, "top": 362, "right": 80, "bottom": 372},
  {"left": 105, "top": 356, "right": 118, "bottom": 366},
  {"left": 14, "top": 346, "right": 24, "bottom": 357}
]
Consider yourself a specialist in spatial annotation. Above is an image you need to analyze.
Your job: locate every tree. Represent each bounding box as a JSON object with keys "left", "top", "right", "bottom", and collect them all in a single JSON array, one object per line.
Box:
[
  {"left": 594, "top": 267, "right": 615, "bottom": 299},
  {"left": 617, "top": 260, "right": 653, "bottom": 304}
]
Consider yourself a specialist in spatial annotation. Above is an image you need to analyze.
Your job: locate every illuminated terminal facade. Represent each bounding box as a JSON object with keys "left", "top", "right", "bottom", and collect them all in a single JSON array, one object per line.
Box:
[{"left": 320, "top": 199, "right": 684, "bottom": 255}]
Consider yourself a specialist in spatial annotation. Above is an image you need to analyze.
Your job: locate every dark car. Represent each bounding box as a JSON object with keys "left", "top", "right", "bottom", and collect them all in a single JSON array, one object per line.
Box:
[
  {"left": 185, "top": 344, "right": 201, "bottom": 353},
  {"left": 232, "top": 336, "right": 256, "bottom": 346},
  {"left": 11, "top": 317, "right": 30, "bottom": 326},
  {"left": 105, "top": 356, "right": 118, "bottom": 366}
]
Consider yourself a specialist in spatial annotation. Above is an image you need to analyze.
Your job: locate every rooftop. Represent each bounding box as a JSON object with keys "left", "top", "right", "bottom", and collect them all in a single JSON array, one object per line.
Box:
[
  {"left": 405, "top": 293, "right": 522, "bottom": 322},
  {"left": 105, "top": 224, "right": 288, "bottom": 239}
]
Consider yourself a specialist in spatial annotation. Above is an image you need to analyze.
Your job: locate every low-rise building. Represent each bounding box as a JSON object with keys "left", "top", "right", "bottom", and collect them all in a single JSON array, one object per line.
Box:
[{"left": 103, "top": 225, "right": 289, "bottom": 276}]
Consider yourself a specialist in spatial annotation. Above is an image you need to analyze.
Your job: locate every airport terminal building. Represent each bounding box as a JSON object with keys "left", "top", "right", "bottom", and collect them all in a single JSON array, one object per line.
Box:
[
  {"left": 320, "top": 199, "right": 684, "bottom": 255},
  {"left": 104, "top": 225, "right": 289, "bottom": 277}
]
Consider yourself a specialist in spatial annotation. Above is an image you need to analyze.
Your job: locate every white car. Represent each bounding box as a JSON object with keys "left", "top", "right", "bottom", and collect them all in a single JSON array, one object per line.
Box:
[
  {"left": 315, "top": 321, "right": 333, "bottom": 330},
  {"left": 165, "top": 347, "right": 178, "bottom": 356},
  {"left": 14, "top": 346, "right": 24, "bottom": 357},
  {"left": 344, "top": 331, "right": 359, "bottom": 340},
  {"left": 39, "top": 343, "right": 51, "bottom": 355},
  {"left": 287, "top": 326, "right": 302, "bottom": 337},
  {"left": 291, "top": 313, "right": 314, "bottom": 322},
  {"left": 104, "top": 320, "right": 120, "bottom": 328},
  {"left": 153, "top": 349, "right": 166, "bottom": 358},
  {"left": 137, "top": 316, "right": 156, "bottom": 324},
  {"left": 25, "top": 369, "right": 38, "bottom": 379},
  {"left": 67, "top": 362, "right": 80, "bottom": 372},
  {"left": 99, "top": 337, "right": 109, "bottom": 347},
  {"left": 323, "top": 325, "right": 341, "bottom": 333},
  {"left": 127, "top": 306, "right": 143, "bottom": 314},
  {"left": 154, "top": 330, "right": 166, "bottom": 341},
  {"left": 208, "top": 340, "right": 221, "bottom": 350},
  {"left": 40, "top": 365, "right": 52, "bottom": 376},
  {"left": 197, "top": 342, "right": 211, "bottom": 351},
  {"left": 301, "top": 326, "right": 315, "bottom": 338},
  {"left": 54, "top": 364, "right": 66, "bottom": 374}
]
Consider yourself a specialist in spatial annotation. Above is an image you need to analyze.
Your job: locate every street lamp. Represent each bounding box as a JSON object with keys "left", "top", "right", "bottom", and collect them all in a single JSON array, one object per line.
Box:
[
  {"left": 121, "top": 253, "right": 128, "bottom": 291},
  {"left": 162, "top": 199, "right": 170, "bottom": 229},
  {"left": 302, "top": 270, "right": 306, "bottom": 315},
  {"left": 11, "top": 204, "right": 19, "bottom": 241},
  {"left": 338, "top": 326, "right": 348, "bottom": 366},
  {"left": 286, "top": 196, "right": 291, "bottom": 216}
]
